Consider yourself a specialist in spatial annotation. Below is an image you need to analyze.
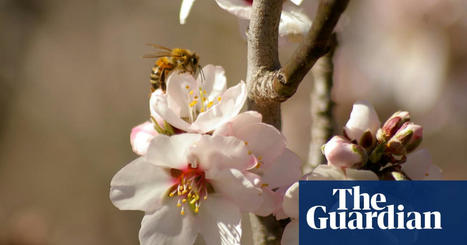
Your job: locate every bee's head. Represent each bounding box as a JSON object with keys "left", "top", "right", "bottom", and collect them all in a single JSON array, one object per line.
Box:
[{"left": 190, "top": 54, "right": 201, "bottom": 74}]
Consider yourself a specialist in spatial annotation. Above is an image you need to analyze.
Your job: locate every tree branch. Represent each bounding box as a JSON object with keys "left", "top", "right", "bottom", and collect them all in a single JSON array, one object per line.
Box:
[
  {"left": 277, "top": 0, "right": 349, "bottom": 101},
  {"left": 306, "top": 34, "right": 337, "bottom": 173},
  {"left": 246, "top": 1, "right": 284, "bottom": 244},
  {"left": 246, "top": 0, "right": 350, "bottom": 244},
  {"left": 246, "top": 0, "right": 283, "bottom": 129}
]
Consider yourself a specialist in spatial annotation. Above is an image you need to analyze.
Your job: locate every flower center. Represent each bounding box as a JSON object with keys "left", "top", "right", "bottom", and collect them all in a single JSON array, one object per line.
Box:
[
  {"left": 167, "top": 164, "right": 214, "bottom": 215},
  {"left": 184, "top": 85, "right": 222, "bottom": 123}
]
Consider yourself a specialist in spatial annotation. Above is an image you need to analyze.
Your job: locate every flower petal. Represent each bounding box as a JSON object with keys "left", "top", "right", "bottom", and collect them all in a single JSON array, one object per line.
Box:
[
  {"left": 145, "top": 134, "right": 201, "bottom": 169},
  {"left": 307, "top": 165, "right": 378, "bottom": 180},
  {"left": 150, "top": 91, "right": 192, "bottom": 132},
  {"left": 198, "top": 65, "right": 227, "bottom": 101},
  {"left": 215, "top": 0, "right": 251, "bottom": 20},
  {"left": 254, "top": 188, "right": 282, "bottom": 217},
  {"left": 281, "top": 220, "right": 299, "bottom": 245},
  {"left": 344, "top": 100, "right": 381, "bottom": 143},
  {"left": 210, "top": 169, "right": 262, "bottom": 213},
  {"left": 345, "top": 168, "right": 379, "bottom": 180},
  {"left": 402, "top": 149, "right": 443, "bottom": 180},
  {"left": 190, "top": 135, "right": 254, "bottom": 175},
  {"left": 213, "top": 111, "right": 262, "bottom": 137},
  {"left": 166, "top": 73, "right": 198, "bottom": 119},
  {"left": 262, "top": 148, "right": 302, "bottom": 189},
  {"left": 282, "top": 182, "right": 299, "bottom": 219},
  {"left": 194, "top": 82, "right": 247, "bottom": 133},
  {"left": 279, "top": 5, "right": 312, "bottom": 38},
  {"left": 234, "top": 123, "right": 286, "bottom": 164},
  {"left": 198, "top": 196, "right": 242, "bottom": 245},
  {"left": 139, "top": 201, "right": 198, "bottom": 245},
  {"left": 179, "top": 0, "right": 196, "bottom": 24},
  {"left": 110, "top": 157, "right": 172, "bottom": 213},
  {"left": 130, "top": 121, "right": 158, "bottom": 155},
  {"left": 289, "top": 0, "right": 303, "bottom": 5},
  {"left": 306, "top": 165, "right": 346, "bottom": 180}
]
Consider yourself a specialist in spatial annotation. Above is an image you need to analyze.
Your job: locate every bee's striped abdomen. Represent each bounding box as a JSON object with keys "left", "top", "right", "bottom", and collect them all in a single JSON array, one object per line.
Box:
[{"left": 150, "top": 57, "right": 174, "bottom": 92}]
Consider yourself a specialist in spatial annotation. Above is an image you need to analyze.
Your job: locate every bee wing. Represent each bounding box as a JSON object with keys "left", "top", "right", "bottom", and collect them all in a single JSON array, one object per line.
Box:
[{"left": 145, "top": 43, "right": 172, "bottom": 51}]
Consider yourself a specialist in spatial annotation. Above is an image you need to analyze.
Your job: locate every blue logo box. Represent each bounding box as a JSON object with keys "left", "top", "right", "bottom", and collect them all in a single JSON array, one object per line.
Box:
[{"left": 299, "top": 181, "right": 467, "bottom": 245}]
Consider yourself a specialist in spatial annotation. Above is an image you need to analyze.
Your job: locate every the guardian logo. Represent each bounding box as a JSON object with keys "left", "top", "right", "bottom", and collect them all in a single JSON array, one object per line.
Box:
[{"left": 307, "top": 186, "right": 442, "bottom": 230}]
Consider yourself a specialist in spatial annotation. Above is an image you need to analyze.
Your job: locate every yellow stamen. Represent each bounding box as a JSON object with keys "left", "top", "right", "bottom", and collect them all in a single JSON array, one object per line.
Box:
[
  {"left": 189, "top": 100, "right": 198, "bottom": 108},
  {"left": 217, "top": 96, "right": 221, "bottom": 101},
  {"left": 189, "top": 90, "right": 194, "bottom": 95},
  {"left": 261, "top": 183, "right": 269, "bottom": 188},
  {"left": 185, "top": 85, "right": 190, "bottom": 90},
  {"left": 244, "top": 141, "right": 248, "bottom": 145},
  {"left": 256, "top": 162, "right": 262, "bottom": 168},
  {"left": 207, "top": 101, "right": 214, "bottom": 108},
  {"left": 181, "top": 207, "right": 185, "bottom": 215},
  {"left": 248, "top": 150, "right": 252, "bottom": 155},
  {"left": 195, "top": 207, "right": 199, "bottom": 213},
  {"left": 257, "top": 156, "right": 263, "bottom": 161},
  {"left": 169, "top": 192, "right": 175, "bottom": 197},
  {"left": 182, "top": 199, "right": 187, "bottom": 203}
]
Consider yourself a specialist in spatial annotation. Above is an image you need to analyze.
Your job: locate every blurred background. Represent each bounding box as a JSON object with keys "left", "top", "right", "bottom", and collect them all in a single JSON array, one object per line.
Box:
[{"left": 0, "top": 0, "right": 466, "bottom": 244}]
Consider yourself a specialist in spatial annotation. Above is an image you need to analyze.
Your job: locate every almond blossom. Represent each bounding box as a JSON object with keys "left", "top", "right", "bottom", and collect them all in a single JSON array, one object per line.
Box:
[
  {"left": 110, "top": 134, "right": 263, "bottom": 245},
  {"left": 343, "top": 100, "right": 381, "bottom": 147},
  {"left": 150, "top": 65, "right": 247, "bottom": 134},
  {"left": 179, "top": 0, "right": 311, "bottom": 39},
  {"left": 213, "top": 111, "right": 302, "bottom": 216},
  {"left": 281, "top": 165, "right": 378, "bottom": 245},
  {"left": 402, "top": 149, "right": 442, "bottom": 180},
  {"left": 130, "top": 121, "right": 158, "bottom": 155},
  {"left": 323, "top": 100, "right": 441, "bottom": 181}
]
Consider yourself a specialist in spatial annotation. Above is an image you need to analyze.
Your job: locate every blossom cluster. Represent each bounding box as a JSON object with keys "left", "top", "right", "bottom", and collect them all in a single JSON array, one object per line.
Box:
[
  {"left": 322, "top": 101, "right": 442, "bottom": 180},
  {"left": 111, "top": 65, "right": 302, "bottom": 245},
  {"left": 280, "top": 101, "right": 442, "bottom": 245}
]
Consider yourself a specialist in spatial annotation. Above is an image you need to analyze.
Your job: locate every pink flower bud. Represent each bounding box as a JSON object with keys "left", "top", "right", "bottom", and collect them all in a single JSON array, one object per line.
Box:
[
  {"left": 377, "top": 111, "right": 411, "bottom": 142},
  {"left": 387, "top": 122, "right": 423, "bottom": 155},
  {"left": 322, "top": 136, "right": 368, "bottom": 168},
  {"left": 344, "top": 101, "right": 381, "bottom": 147},
  {"left": 130, "top": 121, "right": 158, "bottom": 155}
]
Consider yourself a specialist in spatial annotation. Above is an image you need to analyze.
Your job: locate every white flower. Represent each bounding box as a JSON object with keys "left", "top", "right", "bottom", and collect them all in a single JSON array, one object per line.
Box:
[
  {"left": 402, "top": 149, "right": 442, "bottom": 180},
  {"left": 281, "top": 165, "right": 377, "bottom": 245},
  {"left": 179, "top": 0, "right": 311, "bottom": 39},
  {"left": 110, "top": 134, "right": 262, "bottom": 245},
  {"left": 344, "top": 100, "right": 381, "bottom": 146},
  {"left": 150, "top": 65, "right": 247, "bottom": 134},
  {"left": 213, "top": 111, "right": 302, "bottom": 216}
]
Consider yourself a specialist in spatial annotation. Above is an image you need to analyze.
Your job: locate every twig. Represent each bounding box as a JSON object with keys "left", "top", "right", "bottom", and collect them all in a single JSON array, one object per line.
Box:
[
  {"left": 306, "top": 34, "right": 337, "bottom": 172},
  {"left": 278, "top": 0, "right": 349, "bottom": 101}
]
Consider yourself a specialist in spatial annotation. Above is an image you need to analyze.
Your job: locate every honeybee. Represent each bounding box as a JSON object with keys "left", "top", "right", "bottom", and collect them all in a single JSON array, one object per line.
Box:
[{"left": 144, "top": 44, "right": 201, "bottom": 92}]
